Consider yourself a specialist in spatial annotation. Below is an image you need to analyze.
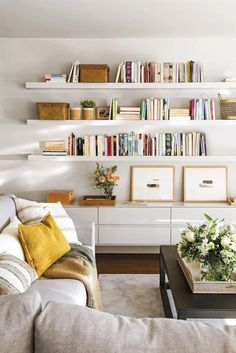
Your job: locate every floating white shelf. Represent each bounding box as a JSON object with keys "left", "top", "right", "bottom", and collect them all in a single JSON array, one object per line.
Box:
[
  {"left": 26, "top": 119, "right": 236, "bottom": 126},
  {"left": 25, "top": 82, "right": 236, "bottom": 90},
  {"left": 27, "top": 155, "right": 236, "bottom": 162}
]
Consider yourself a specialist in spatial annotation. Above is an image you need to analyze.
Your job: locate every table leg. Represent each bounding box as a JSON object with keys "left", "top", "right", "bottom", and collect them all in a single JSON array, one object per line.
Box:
[{"left": 160, "top": 250, "right": 173, "bottom": 318}]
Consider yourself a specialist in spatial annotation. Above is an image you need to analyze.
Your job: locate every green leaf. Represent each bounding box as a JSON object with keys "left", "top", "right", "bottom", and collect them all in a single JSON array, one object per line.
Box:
[{"left": 204, "top": 213, "right": 213, "bottom": 222}]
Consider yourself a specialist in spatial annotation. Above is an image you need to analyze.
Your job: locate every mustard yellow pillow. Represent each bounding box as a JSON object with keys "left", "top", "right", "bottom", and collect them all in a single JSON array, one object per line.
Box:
[{"left": 18, "top": 212, "right": 71, "bottom": 276}]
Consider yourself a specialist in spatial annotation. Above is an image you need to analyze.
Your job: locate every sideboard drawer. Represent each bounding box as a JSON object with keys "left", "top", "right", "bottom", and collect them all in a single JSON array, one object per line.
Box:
[
  {"left": 171, "top": 227, "right": 185, "bottom": 245},
  {"left": 98, "top": 226, "right": 170, "bottom": 245},
  {"left": 172, "top": 208, "right": 236, "bottom": 226},
  {"left": 65, "top": 207, "right": 98, "bottom": 224},
  {"left": 99, "top": 207, "right": 170, "bottom": 225}
]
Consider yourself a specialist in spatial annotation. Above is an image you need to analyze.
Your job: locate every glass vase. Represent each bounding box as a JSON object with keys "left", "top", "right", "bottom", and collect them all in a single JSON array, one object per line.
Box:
[{"left": 200, "top": 261, "right": 233, "bottom": 281}]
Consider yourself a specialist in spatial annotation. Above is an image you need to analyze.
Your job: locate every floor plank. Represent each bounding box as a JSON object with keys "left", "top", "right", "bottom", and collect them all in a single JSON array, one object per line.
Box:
[{"left": 96, "top": 254, "right": 159, "bottom": 274}]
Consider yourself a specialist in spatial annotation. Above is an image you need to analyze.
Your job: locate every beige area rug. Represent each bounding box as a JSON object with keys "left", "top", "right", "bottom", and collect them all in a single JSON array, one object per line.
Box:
[
  {"left": 99, "top": 274, "right": 236, "bottom": 326},
  {"left": 99, "top": 274, "right": 164, "bottom": 318}
]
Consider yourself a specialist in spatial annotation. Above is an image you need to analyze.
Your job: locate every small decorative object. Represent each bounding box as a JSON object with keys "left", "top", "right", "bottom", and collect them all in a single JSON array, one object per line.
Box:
[
  {"left": 96, "top": 106, "right": 110, "bottom": 120},
  {"left": 184, "top": 166, "right": 227, "bottom": 202},
  {"left": 228, "top": 196, "right": 236, "bottom": 206},
  {"left": 178, "top": 213, "right": 236, "bottom": 282},
  {"left": 47, "top": 190, "right": 75, "bottom": 205},
  {"left": 70, "top": 107, "right": 81, "bottom": 120},
  {"left": 131, "top": 166, "right": 175, "bottom": 202},
  {"left": 93, "top": 163, "right": 119, "bottom": 200},
  {"left": 81, "top": 100, "right": 96, "bottom": 120},
  {"left": 79, "top": 195, "right": 116, "bottom": 206}
]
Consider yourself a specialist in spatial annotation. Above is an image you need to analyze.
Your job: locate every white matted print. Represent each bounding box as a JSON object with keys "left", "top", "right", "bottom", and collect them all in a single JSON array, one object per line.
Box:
[
  {"left": 184, "top": 166, "right": 227, "bottom": 202},
  {"left": 131, "top": 166, "right": 175, "bottom": 201}
]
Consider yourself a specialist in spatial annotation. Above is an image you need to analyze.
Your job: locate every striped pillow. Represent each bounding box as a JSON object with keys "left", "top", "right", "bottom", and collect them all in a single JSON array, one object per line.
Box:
[
  {"left": 0, "top": 253, "right": 38, "bottom": 295},
  {"left": 13, "top": 197, "right": 80, "bottom": 244}
]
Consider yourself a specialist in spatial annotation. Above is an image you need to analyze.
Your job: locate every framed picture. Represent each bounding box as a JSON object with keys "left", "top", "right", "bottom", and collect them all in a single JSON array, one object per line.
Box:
[
  {"left": 96, "top": 106, "right": 110, "bottom": 120},
  {"left": 184, "top": 166, "right": 228, "bottom": 202},
  {"left": 131, "top": 166, "right": 175, "bottom": 202}
]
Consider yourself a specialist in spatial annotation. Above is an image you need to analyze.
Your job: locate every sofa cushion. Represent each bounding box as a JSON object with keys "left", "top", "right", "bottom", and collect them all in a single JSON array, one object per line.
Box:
[
  {"left": 0, "top": 289, "right": 41, "bottom": 353},
  {"left": 0, "top": 216, "right": 25, "bottom": 261},
  {"left": 0, "top": 253, "right": 38, "bottom": 295},
  {"left": 18, "top": 213, "right": 71, "bottom": 276},
  {"left": 31, "top": 278, "right": 86, "bottom": 308},
  {"left": 35, "top": 302, "right": 236, "bottom": 353},
  {"left": 13, "top": 197, "right": 80, "bottom": 244}
]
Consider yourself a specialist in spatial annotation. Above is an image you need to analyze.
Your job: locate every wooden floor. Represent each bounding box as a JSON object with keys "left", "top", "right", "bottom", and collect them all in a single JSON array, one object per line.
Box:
[{"left": 96, "top": 254, "right": 160, "bottom": 274}]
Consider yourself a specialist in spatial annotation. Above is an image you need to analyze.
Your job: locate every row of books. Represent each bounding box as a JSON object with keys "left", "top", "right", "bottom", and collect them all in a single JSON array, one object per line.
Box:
[
  {"left": 110, "top": 98, "right": 216, "bottom": 121},
  {"left": 116, "top": 61, "right": 203, "bottom": 83},
  {"left": 189, "top": 98, "right": 216, "bottom": 120},
  {"left": 66, "top": 131, "right": 207, "bottom": 157}
]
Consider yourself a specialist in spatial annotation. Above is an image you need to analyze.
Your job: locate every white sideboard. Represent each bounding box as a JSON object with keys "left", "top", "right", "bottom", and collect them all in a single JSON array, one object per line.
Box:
[{"left": 64, "top": 202, "right": 236, "bottom": 253}]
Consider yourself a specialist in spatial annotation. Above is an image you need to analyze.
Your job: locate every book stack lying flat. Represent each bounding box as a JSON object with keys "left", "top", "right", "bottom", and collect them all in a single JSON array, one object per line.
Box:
[
  {"left": 41, "top": 140, "right": 67, "bottom": 156},
  {"left": 140, "top": 98, "right": 169, "bottom": 120},
  {"left": 66, "top": 131, "right": 207, "bottom": 157},
  {"left": 169, "top": 109, "right": 191, "bottom": 121},
  {"left": 190, "top": 98, "right": 215, "bottom": 120},
  {"left": 44, "top": 74, "right": 67, "bottom": 83},
  {"left": 116, "top": 107, "right": 141, "bottom": 120},
  {"left": 116, "top": 60, "right": 203, "bottom": 83}
]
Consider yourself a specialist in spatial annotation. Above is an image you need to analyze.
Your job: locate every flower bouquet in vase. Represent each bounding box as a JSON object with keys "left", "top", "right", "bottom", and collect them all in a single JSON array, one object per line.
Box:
[{"left": 177, "top": 214, "right": 236, "bottom": 282}]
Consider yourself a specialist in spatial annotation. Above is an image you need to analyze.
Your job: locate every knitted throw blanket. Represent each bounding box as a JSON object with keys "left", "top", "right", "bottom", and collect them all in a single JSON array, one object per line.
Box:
[{"left": 44, "top": 244, "right": 102, "bottom": 310}]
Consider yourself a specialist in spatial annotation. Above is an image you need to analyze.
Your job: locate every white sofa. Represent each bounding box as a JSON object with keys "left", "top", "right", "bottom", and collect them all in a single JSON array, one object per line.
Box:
[{"left": 0, "top": 195, "right": 95, "bottom": 308}]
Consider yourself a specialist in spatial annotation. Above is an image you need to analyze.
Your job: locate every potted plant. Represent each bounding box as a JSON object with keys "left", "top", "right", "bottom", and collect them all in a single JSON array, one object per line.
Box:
[
  {"left": 177, "top": 214, "right": 236, "bottom": 281},
  {"left": 81, "top": 100, "right": 96, "bottom": 120}
]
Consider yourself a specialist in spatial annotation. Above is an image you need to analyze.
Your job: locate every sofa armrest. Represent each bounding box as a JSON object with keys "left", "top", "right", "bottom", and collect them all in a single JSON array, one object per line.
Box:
[{"left": 75, "top": 222, "right": 95, "bottom": 252}]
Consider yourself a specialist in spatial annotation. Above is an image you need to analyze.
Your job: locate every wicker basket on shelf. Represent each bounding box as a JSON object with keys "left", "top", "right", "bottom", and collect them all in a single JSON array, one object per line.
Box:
[{"left": 219, "top": 94, "right": 236, "bottom": 120}]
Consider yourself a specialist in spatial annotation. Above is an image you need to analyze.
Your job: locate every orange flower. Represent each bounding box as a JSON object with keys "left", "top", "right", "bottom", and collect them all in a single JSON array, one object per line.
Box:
[{"left": 99, "top": 176, "right": 106, "bottom": 183}]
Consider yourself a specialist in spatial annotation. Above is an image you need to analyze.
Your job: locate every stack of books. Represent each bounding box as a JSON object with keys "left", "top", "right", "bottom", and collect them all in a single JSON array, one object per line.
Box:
[
  {"left": 65, "top": 131, "right": 207, "bottom": 157},
  {"left": 116, "top": 107, "right": 141, "bottom": 120},
  {"left": 116, "top": 61, "right": 203, "bottom": 83},
  {"left": 44, "top": 74, "right": 67, "bottom": 83},
  {"left": 169, "top": 109, "right": 191, "bottom": 121},
  {"left": 190, "top": 98, "right": 216, "bottom": 120},
  {"left": 140, "top": 98, "right": 169, "bottom": 120},
  {"left": 41, "top": 140, "right": 67, "bottom": 156},
  {"left": 67, "top": 61, "right": 80, "bottom": 83}
]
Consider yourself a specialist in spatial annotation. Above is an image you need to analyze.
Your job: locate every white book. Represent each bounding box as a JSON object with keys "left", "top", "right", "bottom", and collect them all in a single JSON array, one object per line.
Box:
[
  {"left": 72, "top": 61, "right": 80, "bottom": 83},
  {"left": 67, "top": 62, "right": 76, "bottom": 83},
  {"left": 182, "top": 133, "right": 186, "bottom": 156},
  {"left": 115, "top": 62, "right": 123, "bottom": 83},
  {"left": 160, "top": 63, "right": 164, "bottom": 83},
  {"left": 121, "top": 64, "right": 126, "bottom": 83},
  {"left": 153, "top": 99, "right": 158, "bottom": 120},
  {"left": 155, "top": 133, "right": 159, "bottom": 156},
  {"left": 137, "top": 61, "right": 141, "bottom": 83},
  {"left": 131, "top": 62, "right": 135, "bottom": 83},
  {"left": 154, "top": 62, "right": 158, "bottom": 83}
]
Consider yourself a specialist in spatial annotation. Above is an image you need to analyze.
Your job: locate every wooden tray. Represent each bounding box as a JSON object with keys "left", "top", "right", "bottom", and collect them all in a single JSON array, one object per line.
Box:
[
  {"left": 178, "top": 256, "right": 236, "bottom": 294},
  {"left": 79, "top": 195, "right": 116, "bottom": 206}
]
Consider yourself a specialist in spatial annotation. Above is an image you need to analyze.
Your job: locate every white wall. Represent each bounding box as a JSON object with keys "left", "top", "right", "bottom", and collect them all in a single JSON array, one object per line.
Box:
[{"left": 0, "top": 37, "right": 236, "bottom": 201}]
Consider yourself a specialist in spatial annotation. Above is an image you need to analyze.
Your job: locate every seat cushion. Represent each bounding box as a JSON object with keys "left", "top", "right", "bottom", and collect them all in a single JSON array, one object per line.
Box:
[
  {"left": 18, "top": 213, "right": 71, "bottom": 276},
  {"left": 35, "top": 302, "right": 236, "bottom": 353},
  {"left": 0, "top": 289, "right": 41, "bottom": 353},
  {"left": 31, "top": 278, "right": 86, "bottom": 308}
]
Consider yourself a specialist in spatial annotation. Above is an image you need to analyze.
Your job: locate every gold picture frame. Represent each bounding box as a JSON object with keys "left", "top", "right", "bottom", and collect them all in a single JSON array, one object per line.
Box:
[
  {"left": 96, "top": 106, "right": 110, "bottom": 120},
  {"left": 183, "top": 166, "right": 228, "bottom": 203},
  {"left": 131, "top": 166, "right": 175, "bottom": 202}
]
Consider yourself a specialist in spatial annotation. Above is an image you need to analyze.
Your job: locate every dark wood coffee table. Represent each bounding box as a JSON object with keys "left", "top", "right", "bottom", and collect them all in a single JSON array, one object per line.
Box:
[{"left": 160, "top": 245, "right": 236, "bottom": 320}]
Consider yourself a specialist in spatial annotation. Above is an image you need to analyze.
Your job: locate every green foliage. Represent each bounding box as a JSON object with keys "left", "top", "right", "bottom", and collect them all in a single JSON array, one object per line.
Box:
[{"left": 80, "top": 100, "right": 96, "bottom": 108}]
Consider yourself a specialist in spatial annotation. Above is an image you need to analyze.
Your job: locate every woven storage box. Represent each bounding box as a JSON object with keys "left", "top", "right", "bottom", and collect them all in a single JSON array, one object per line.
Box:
[
  {"left": 37, "top": 102, "right": 69, "bottom": 120},
  {"left": 80, "top": 64, "right": 109, "bottom": 83},
  {"left": 219, "top": 94, "right": 236, "bottom": 120}
]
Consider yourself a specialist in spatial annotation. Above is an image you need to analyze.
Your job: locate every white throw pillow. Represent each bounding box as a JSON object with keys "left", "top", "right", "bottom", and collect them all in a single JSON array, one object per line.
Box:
[
  {"left": 0, "top": 252, "right": 38, "bottom": 294},
  {"left": 0, "top": 216, "right": 25, "bottom": 261},
  {"left": 13, "top": 197, "right": 80, "bottom": 244},
  {"left": 40, "top": 202, "right": 81, "bottom": 244}
]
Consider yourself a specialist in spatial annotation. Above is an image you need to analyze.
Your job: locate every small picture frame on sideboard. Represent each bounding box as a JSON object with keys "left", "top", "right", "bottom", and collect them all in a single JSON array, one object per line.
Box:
[
  {"left": 183, "top": 166, "right": 228, "bottom": 203},
  {"left": 131, "top": 165, "right": 175, "bottom": 202}
]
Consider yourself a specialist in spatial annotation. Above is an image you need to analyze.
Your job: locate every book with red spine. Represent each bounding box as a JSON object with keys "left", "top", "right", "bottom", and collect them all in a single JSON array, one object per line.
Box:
[{"left": 126, "top": 61, "right": 132, "bottom": 83}]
